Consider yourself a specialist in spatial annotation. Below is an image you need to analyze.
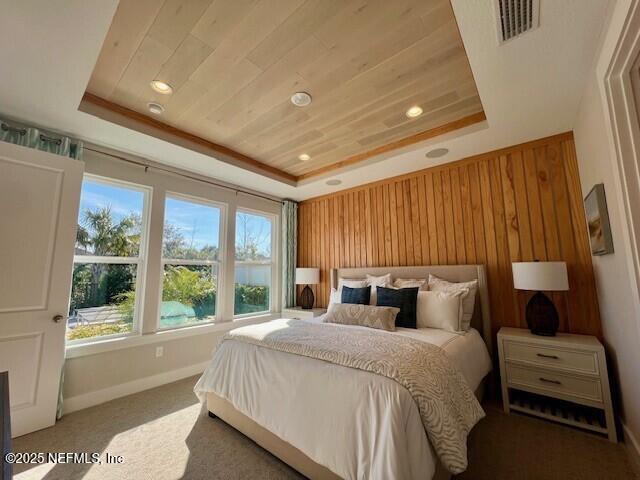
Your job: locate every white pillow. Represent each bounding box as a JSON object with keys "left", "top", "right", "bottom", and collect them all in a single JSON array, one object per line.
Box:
[
  {"left": 427, "top": 274, "right": 478, "bottom": 331},
  {"left": 338, "top": 278, "right": 368, "bottom": 289},
  {"left": 416, "top": 290, "right": 467, "bottom": 332},
  {"left": 329, "top": 288, "right": 342, "bottom": 306},
  {"left": 393, "top": 278, "right": 427, "bottom": 289},
  {"left": 366, "top": 273, "right": 391, "bottom": 287},
  {"left": 366, "top": 273, "right": 391, "bottom": 304}
]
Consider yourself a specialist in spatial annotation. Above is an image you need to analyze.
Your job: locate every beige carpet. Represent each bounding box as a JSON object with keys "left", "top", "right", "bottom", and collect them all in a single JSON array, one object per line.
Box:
[
  {"left": 12, "top": 376, "right": 638, "bottom": 480},
  {"left": 458, "top": 402, "right": 638, "bottom": 480}
]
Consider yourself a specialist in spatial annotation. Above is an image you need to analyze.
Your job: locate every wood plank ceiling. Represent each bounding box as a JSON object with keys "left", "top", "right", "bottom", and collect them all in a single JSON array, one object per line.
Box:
[{"left": 85, "top": 0, "right": 484, "bottom": 182}]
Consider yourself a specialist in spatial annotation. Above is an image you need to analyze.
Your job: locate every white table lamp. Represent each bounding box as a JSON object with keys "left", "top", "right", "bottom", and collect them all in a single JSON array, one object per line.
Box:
[{"left": 512, "top": 261, "right": 569, "bottom": 336}]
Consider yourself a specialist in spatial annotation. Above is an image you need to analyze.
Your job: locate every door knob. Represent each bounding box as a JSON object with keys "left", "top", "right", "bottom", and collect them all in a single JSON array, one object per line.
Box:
[{"left": 52, "top": 314, "right": 64, "bottom": 323}]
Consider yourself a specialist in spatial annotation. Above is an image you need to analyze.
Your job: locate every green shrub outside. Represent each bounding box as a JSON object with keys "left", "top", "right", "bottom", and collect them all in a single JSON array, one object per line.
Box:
[
  {"left": 234, "top": 284, "right": 270, "bottom": 314},
  {"left": 69, "top": 272, "right": 268, "bottom": 339},
  {"left": 68, "top": 206, "right": 269, "bottom": 340}
]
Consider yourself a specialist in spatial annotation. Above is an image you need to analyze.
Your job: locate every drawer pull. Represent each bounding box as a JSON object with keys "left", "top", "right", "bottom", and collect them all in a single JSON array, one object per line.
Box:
[
  {"left": 536, "top": 353, "right": 559, "bottom": 360},
  {"left": 539, "top": 377, "right": 562, "bottom": 385}
]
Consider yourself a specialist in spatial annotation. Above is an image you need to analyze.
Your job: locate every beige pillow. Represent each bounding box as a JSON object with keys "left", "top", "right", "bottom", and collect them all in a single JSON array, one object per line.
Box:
[
  {"left": 393, "top": 278, "right": 427, "bottom": 289},
  {"left": 324, "top": 303, "right": 399, "bottom": 331},
  {"left": 416, "top": 290, "right": 467, "bottom": 332},
  {"left": 428, "top": 274, "right": 478, "bottom": 331}
]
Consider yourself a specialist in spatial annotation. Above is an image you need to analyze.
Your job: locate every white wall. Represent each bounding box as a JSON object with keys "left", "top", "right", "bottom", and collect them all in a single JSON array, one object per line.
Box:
[
  {"left": 63, "top": 148, "right": 282, "bottom": 410},
  {"left": 573, "top": 0, "right": 640, "bottom": 455}
]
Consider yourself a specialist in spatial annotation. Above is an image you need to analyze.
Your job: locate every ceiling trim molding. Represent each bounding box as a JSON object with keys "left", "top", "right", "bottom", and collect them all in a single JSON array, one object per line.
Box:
[
  {"left": 80, "top": 93, "right": 489, "bottom": 187},
  {"left": 299, "top": 130, "right": 574, "bottom": 203},
  {"left": 297, "top": 111, "right": 487, "bottom": 180},
  {"left": 79, "top": 93, "right": 298, "bottom": 185}
]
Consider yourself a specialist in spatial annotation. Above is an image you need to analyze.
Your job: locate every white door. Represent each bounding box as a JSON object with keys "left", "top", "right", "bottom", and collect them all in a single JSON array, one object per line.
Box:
[{"left": 0, "top": 141, "right": 83, "bottom": 437}]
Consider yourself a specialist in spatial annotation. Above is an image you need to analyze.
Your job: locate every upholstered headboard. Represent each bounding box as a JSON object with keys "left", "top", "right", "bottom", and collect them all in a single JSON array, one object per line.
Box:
[{"left": 330, "top": 265, "right": 492, "bottom": 353}]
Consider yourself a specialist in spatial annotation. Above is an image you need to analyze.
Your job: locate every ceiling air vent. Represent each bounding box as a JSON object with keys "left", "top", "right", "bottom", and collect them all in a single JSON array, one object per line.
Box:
[{"left": 495, "top": 0, "right": 539, "bottom": 44}]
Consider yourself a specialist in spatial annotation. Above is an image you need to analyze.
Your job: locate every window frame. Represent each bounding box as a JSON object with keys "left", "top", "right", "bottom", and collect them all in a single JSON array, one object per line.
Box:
[
  {"left": 157, "top": 191, "right": 227, "bottom": 331},
  {"left": 233, "top": 207, "right": 278, "bottom": 319},
  {"left": 66, "top": 174, "right": 152, "bottom": 346}
]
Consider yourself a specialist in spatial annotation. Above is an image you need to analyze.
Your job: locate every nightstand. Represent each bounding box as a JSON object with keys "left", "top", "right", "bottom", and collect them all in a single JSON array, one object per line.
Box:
[
  {"left": 281, "top": 307, "right": 327, "bottom": 320},
  {"left": 497, "top": 327, "right": 616, "bottom": 442}
]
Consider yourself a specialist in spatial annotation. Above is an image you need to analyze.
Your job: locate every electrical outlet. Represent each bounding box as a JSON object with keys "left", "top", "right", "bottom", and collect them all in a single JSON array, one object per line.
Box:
[{"left": 155, "top": 346, "right": 164, "bottom": 358}]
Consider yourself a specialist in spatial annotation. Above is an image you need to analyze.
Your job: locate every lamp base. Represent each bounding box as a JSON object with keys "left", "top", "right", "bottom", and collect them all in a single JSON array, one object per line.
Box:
[
  {"left": 526, "top": 291, "right": 559, "bottom": 336},
  {"left": 299, "top": 285, "right": 315, "bottom": 310}
]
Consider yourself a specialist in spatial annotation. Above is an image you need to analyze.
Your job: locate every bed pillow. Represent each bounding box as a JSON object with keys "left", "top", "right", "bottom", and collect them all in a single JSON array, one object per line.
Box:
[
  {"left": 341, "top": 286, "right": 371, "bottom": 305},
  {"left": 324, "top": 303, "right": 399, "bottom": 331},
  {"left": 331, "top": 279, "right": 368, "bottom": 307},
  {"left": 392, "top": 278, "right": 427, "bottom": 289},
  {"left": 416, "top": 290, "right": 467, "bottom": 332},
  {"left": 428, "top": 274, "right": 478, "bottom": 331},
  {"left": 376, "top": 286, "right": 419, "bottom": 329},
  {"left": 329, "top": 288, "right": 341, "bottom": 306},
  {"left": 366, "top": 273, "right": 391, "bottom": 304},
  {"left": 366, "top": 273, "right": 391, "bottom": 287},
  {"left": 338, "top": 278, "right": 368, "bottom": 289}
]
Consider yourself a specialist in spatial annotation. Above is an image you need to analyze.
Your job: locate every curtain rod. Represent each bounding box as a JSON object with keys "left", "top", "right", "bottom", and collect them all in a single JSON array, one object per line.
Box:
[
  {"left": 2, "top": 121, "right": 64, "bottom": 145},
  {"left": 84, "top": 146, "right": 286, "bottom": 205}
]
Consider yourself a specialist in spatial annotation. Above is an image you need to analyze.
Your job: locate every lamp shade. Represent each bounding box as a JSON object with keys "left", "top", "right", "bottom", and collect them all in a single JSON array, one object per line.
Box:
[
  {"left": 512, "top": 262, "right": 569, "bottom": 291},
  {"left": 296, "top": 267, "right": 319, "bottom": 285}
]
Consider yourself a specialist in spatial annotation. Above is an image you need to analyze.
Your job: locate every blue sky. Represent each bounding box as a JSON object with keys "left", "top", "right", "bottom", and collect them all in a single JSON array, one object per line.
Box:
[
  {"left": 164, "top": 196, "right": 220, "bottom": 250},
  {"left": 236, "top": 212, "right": 272, "bottom": 257},
  {"left": 79, "top": 179, "right": 271, "bottom": 255},
  {"left": 79, "top": 179, "right": 143, "bottom": 226}
]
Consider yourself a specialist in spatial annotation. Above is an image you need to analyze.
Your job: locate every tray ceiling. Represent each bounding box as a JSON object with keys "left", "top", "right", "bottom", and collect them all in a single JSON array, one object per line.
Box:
[{"left": 84, "top": 0, "right": 484, "bottom": 183}]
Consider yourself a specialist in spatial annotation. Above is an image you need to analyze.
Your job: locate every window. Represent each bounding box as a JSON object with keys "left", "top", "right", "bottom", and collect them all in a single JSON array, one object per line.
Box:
[
  {"left": 160, "top": 194, "right": 223, "bottom": 329},
  {"left": 67, "top": 176, "right": 149, "bottom": 342},
  {"left": 234, "top": 210, "right": 274, "bottom": 316}
]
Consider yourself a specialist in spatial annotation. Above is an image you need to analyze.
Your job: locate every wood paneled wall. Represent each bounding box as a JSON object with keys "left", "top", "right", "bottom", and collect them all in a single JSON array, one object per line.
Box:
[{"left": 297, "top": 132, "right": 601, "bottom": 338}]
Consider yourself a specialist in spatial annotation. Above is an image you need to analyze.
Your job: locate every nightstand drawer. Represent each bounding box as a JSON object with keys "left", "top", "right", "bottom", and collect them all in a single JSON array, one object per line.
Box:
[
  {"left": 504, "top": 341, "right": 598, "bottom": 375},
  {"left": 505, "top": 364, "right": 603, "bottom": 403}
]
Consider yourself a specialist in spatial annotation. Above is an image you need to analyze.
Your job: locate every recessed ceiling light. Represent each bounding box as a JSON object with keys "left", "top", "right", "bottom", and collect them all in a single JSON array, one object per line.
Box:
[
  {"left": 291, "top": 92, "right": 312, "bottom": 107},
  {"left": 326, "top": 179, "right": 342, "bottom": 186},
  {"left": 426, "top": 148, "right": 449, "bottom": 158},
  {"left": 147, "top": 102, "right": 165, "bottom": 115},
  {"left": 298, "top": 153, "right": 311, "bottom": 161},
  {"left": 150, "top": 80, "right": 173, "bottom": 94},
  {"left": 406, "top": 105, "right": 423, "bottom": 118}
]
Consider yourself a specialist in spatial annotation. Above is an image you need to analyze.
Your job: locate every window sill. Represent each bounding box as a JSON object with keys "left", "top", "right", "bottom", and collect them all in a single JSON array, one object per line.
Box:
[
  {"left": 65, "top": 312, "right": 280, "bottom": 359},
  {"left": 233, "top": 310, "right": 270, "bottom": 320}
]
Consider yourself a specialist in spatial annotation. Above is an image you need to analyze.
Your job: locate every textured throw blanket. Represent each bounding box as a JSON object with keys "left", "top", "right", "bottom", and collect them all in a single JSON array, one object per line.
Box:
[{"left": 223, "top": 319, "right": 485, "bottom": 474}]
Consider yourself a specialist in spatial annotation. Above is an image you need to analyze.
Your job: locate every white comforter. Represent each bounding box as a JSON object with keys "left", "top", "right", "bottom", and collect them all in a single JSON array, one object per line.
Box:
[{"left": 195, "top": 319, "right": 492, "bottom": 480}]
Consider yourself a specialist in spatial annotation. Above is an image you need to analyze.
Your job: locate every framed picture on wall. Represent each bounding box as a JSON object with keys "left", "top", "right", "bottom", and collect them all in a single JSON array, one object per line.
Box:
[{"left": 584, "top": 183, "right": 614, "bottom": 256}]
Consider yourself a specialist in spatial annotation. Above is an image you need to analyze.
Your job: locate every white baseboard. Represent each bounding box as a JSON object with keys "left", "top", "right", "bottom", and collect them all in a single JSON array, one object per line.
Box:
[
  {"left": 63, "top": 361, "right": 209, "bottom": 415},
  {"left": 623, "top": 422, "right": 640, "bottom": 473}
]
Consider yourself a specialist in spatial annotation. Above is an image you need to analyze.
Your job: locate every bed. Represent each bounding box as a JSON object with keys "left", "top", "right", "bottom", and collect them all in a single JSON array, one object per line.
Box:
[{"left": 195, "top": 265, "right": 493, "bottom": 480}]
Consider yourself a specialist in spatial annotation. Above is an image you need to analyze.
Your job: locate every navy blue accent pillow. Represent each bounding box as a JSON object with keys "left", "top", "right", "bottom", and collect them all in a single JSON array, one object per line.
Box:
[
  {"left": 376, "top": 286, "right": 419, "bottom": 328},
  {"left": 341, "top": 286, "right": 371, "bottom": 305}
]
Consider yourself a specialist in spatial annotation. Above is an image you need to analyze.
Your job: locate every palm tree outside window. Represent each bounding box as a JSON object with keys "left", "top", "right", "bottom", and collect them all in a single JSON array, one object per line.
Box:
[{"left": 67, "top": 176, "right": 150, "bottom": 343}]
